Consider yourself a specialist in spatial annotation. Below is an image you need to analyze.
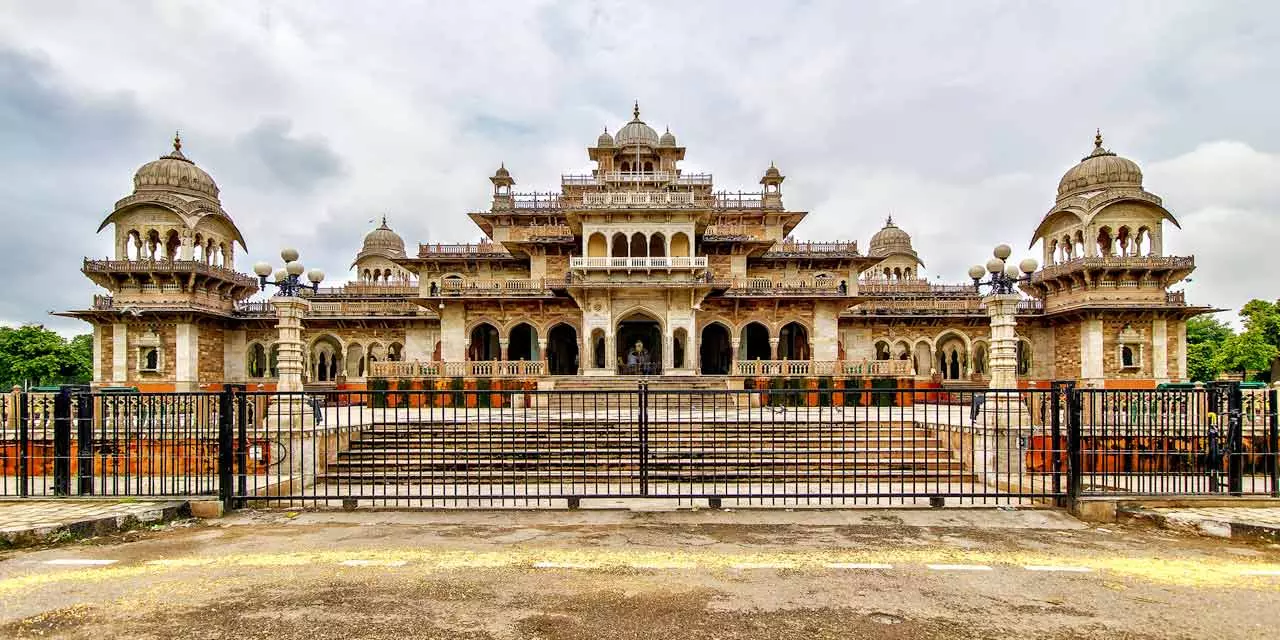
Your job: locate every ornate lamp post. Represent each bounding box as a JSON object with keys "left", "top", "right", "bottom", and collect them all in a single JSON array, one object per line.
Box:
[
  {"left": 968, "top": 244, "right": 1037, "bottom": 391},
  {"left": 252, "top": 249, "right": 323, "bottom": 397}
]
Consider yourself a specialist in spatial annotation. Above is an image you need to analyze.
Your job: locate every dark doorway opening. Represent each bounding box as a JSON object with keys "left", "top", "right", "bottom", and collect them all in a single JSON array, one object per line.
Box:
[
  {"left": 547, "top": 324, "right": 579, "bottom": 375},
  {"left": 700, "top": 324, "right": 732, "bottom": 375},
  {"left": 617, "top": 316, "right": 662, "bottom": 375}
]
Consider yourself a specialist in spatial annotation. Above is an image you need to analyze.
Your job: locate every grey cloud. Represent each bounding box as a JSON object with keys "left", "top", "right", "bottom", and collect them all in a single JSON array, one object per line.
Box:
[{"left": 227, "top": 118, "right": 345, "bottom": 194}]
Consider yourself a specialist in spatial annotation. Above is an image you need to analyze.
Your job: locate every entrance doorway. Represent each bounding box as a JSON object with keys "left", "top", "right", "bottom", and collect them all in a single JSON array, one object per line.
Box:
[
  {"left": 468, "top": 323, "right": 500, "bottom": 360},
  {"left": 617, "top": 314, "right": 662, "bottom": 375},
  {"left": 700, "top": 323, "right": 732, "bottom": 374},
  {"left": 546, "top": 324, "right": 579, "bottom": 375}
]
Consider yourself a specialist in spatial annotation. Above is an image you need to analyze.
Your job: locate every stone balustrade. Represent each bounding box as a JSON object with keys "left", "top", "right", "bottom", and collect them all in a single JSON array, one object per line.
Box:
[
  {"left": 369, "top": 360, "right": 545, "bottom": 378},
  {"left": 733, "top": 359, "right": 915, "bottom": 377},
  {"left": 570, "top": 256, "right": 708, "bottom": 270}
]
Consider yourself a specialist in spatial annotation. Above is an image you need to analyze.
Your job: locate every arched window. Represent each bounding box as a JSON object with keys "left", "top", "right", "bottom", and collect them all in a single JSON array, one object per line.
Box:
[
  {"left": 587, "top": 232, "right": 607, "bottom": 257},
  {"left": 643, "top": 161, "right": 653, "bottom": 172},
  {"left": 620, "top": 161, "right": 631, "bottom": 172},
  {"left": 508, "top": 323, "right": 538, "bottom": 362},
  {"left": 875, "top": 341, "right": 891, "bottom": 360},
  {"left": 629, "top": 232, "right": 646, "bottom": 258},
  {"left": 649, "top": 232, "right": 666, "bottom": 258},
  {"left": 611, "top": 232, "right": 629, "bottom": 258},
  {"left": 247, "top": 343, "right": 267, "bottom": 378},
  {"left": 740, "top": 323, "right": 771, "bottom": 361},
  {"left": 468, "top": 324, "right": 500, "bottom": 361},
  {"left": 672, "top": 327, "right": 687, "bottom": 369},
  {"left": 671, "top": 232, "right": 690, "bottom": 257}
]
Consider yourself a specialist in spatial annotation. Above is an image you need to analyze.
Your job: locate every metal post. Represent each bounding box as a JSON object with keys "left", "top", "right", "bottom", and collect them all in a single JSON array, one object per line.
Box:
[
  {"left": 17, "top": 391, "right": 29, "bottom": 498},
  {"left": 1051, "top": 380, "right": 1074, "bottom": 507},
  {"left": 75, "top": 392, "right": 95, "bottom": 495},
  {"left": 1066, "top": 386, "right": 1083, "bottom": 502},
  {"left": 53, "top": 387, "right": 73, "bottom": 496},
  {"left": 1228, "top": 382, "right": 1244, "bottom": 496},
  {"left": 234, "top": 384, "right": 248, "bottom": 507},
  {"left": 638, "top": 381, "right": 650, "bottom": 497},
  {"left": 217, "top": 387, "right": 234, "bottom": 510},
  {"left": 1269, "top": 387, "right": 1279, "bottom": 498}
]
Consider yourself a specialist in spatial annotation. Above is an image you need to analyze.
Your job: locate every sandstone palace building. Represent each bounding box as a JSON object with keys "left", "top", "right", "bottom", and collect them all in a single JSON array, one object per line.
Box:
[{"left": 63, "top": 106, "right": 1207, "bottom": 392}]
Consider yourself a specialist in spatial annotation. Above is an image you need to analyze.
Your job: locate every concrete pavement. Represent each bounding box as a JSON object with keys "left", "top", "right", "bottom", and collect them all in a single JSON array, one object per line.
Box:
[{"left": 1, "top": 508, "right": 1277, "bottom": 639}]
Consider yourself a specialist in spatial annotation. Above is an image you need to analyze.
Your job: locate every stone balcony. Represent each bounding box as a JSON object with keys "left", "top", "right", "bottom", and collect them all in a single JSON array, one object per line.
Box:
[
  {"left": 425, "top": 278, "right": 554, "bottom": 298},
  {"left": 369, "top": 360, "right": 545, "bottom": 378},
  {"left": 581, "top": 191, "right": 698, "bottom": 208},
  {"left": 734, "top": 359, "right": 915, "bottom": 377},
  {"left": 570, "top": 256, "right": 708, "bottom": 271}
]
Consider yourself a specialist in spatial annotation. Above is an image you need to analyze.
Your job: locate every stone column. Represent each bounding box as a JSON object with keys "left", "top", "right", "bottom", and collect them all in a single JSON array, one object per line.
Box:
[
  {"left": 1080, "top": 318, "right": 1105, "bottom": 385},
  {"left": 662, "top": 332, "right": 674, "bottom": 373},
  {"left": 769, "top": 338, "right": 780, "bottom": 360},
  {"left": 730, "top": 339, "right": 741, "bottom": 375},
  {"left": 112, "top": 323, "right": 127, "bottom": 384},
  {"left": 537, "top": 338, "right": 549, "bottom": 374},
  {"left": 174, "top": 323, "right": 198, "bottom": 392},
  {"left": 983, "top": 293, "right": 1021, "bottom": 390},
  {"left": 270, "top": 297, "right": 310, "bottom": 393},
  {"left": 498, "top": 339, "right": 509, "bottom": 361},
  {"left": 1152, "top": 318, "right": 1169, "bottom": 383}
]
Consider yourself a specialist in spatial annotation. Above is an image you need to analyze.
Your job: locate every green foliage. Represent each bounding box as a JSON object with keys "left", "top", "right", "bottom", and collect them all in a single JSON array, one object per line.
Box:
[
  {"left": 1240, "top": 299, "right": 1280, "bottom": 347},
  {"left": 0, "top": 325, "right": 92, "bottom": 389},
  {"left": 1213, "top": 331, "right": 1279, "bottom": 378},
  {"left": 1187, "top": 342, "right": 1221, "bottom": 383},
  {"left": 1186, "top": 316, "right": 1232, "bottom": 346}
]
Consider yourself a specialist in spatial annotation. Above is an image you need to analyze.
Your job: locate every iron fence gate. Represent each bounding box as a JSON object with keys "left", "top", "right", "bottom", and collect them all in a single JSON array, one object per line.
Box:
[{"left": 2, "top": 383, "right": 1276, "bottom": 508}]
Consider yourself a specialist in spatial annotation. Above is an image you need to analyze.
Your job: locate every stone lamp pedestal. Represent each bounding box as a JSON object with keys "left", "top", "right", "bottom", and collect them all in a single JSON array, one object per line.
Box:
[
  {"left": 266, "top": 296, "right": 314, "bottom": 428},
  {"left": 981, "top": 292, "right": 1030, "bottom": 429}
]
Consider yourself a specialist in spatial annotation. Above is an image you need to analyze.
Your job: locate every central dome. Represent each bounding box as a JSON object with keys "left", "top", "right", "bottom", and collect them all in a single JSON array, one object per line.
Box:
[
  {"left": 868, "top": 216, "right": 914, "bottom": 256},
  {"left": 615, "top": 102, "right": 659, "bottom": 147},
  {"left": 360, "top": 217, "right": 406, "bottom": 258},
  {"left": 133, "top": 134, "right": 220, "bottom": 201},
  {"left": 1056, "top": 131, "right": 1143, "bottom": 200}
]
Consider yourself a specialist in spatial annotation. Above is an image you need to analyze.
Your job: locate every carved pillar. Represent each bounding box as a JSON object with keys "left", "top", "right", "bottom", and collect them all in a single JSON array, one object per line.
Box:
[
  {"left": 270, "top": 297, "right": 310, "bottom": 393},
  {"left": 730, "top": 339, "right": 741, "bottom": 375},
  {"left": 983, "top": 293, "right": 1021, "bottom": 390},
  {"left": 498, "top": 339, "right": 509, "bottom": 361},
  {"left": 770, "top": 338, "right": 780, "bottom": 360},
  {"left": 537, "top": 338, "right": 549, "bottom": 373}
]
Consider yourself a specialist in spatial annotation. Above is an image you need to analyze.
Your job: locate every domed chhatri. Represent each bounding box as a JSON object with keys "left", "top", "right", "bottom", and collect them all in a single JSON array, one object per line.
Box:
[
  {"left": 597, "top": 127, "right": 615, "bottom": 148},
  {"left": 614, "top": 101, "right": 660, "bottom": 147},
  {"left": 360, "top": 216, "right": 406, "bottom": 258},
  {"left": 658, "top": 126, "right": 677, "bottom": 147},
  {"left": 868, "top": 216, "right": 912, "bottom": 255},
  {"left": 1056, "top": 130, "right": 1143, "bottom": 200},
  {"left": 133, "top": 132, "right": 221, "bottom": 201}
]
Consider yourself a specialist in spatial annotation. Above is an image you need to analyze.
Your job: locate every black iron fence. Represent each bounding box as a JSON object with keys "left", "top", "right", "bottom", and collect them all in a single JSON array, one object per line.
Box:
[{"left": 1, "top": 383, "right": 1276, "bottom": 508}]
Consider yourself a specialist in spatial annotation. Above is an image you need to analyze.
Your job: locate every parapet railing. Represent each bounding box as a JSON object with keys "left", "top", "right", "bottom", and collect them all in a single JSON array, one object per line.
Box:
[
  {"left": 429, "top": 279, "right": 552, "bottom": 297},
  {"left": 369, "top": 360, "right": 546, "bottom": 378},
  {"left": 734, "top": 359, "right": 916, "bottom": 377},
  {"left": 83, "top": 258, "right": 259, "bottom": 288},
  {"left": 570, "top": 256, "right": 708, "bottom": 269}
]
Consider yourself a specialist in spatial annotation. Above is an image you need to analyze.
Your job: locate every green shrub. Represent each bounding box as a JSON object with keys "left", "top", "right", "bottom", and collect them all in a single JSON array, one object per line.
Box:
[{"left": 369, "top": 378, "right": 389, "bottom": 408}]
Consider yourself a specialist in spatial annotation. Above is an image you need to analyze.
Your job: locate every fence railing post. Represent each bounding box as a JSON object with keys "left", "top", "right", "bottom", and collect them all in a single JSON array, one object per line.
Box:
[
  {"left": 217, "top": 386, "right": 234, "bottom": 510},
  {"left": 1050, "top": 380, "right": 1074, "bottom": 507},
  {"left": 12, "top": 387, "right": 28, "bottom": 498},
  {"left": 52, "top": 387, "right": 73, "bottom": 496},
  {"left": 234, "top": 384, "right": 248, "bottom": 508},
  {"left": 75, "top": 392, "right": 95, "bottom": 495},
  {"left": 1270, "top": 386, "right": 1279, "bottom": 498},
  {"left": 638, "top": 381, "right": 649, "bottom": 497},
  {"left": 1067, "top": 386, "right": 1083, "bottom": 503},
  {"left": 1228, "top": 382, "right": 1244, "bottom": 496}
]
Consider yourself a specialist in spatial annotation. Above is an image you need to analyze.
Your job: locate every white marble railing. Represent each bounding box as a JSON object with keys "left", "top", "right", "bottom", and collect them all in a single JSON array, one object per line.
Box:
[
  {"left": 734, "top": 359, "right": 916, "bottom": 377},
  {"left": 581, "top": 191, "right": 697, "bottom": 208},
  {"left": 369, "top": 360, "right": 546, "bottom": 378},
  {"left": 570, "top": 256, "right": 708, "bottom": 270}
]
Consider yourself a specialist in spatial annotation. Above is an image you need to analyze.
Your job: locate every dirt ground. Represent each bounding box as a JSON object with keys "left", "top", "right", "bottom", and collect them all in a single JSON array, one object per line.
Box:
[{"left": 0, "top": 508, "right": 1277, "bottom": 639}]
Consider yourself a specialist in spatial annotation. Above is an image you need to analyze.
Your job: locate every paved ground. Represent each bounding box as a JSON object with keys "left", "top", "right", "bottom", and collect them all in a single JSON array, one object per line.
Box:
[
  {"left": 1, "top": 508, "right": 1278, "bottom": 639},
  {"left": 1129, "top": 506, "right": 1280, "bottom": 540},
  {"left": 0, "top": 500, "right": 188, "bottom": 547}
]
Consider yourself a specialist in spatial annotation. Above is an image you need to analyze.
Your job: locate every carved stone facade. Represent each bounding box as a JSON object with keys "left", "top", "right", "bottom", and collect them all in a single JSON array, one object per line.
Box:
[{"left": 60, "top": 114, "right": 1211, "bottom": 391}]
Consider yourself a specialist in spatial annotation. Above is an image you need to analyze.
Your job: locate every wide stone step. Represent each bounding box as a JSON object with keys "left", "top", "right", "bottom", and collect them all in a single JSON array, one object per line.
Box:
[
  {"left": 341, "top": 446, "right": 950, "bottom": 456},
  {"left": 317, "top": 468, "right": 977, "bottom": 484}
]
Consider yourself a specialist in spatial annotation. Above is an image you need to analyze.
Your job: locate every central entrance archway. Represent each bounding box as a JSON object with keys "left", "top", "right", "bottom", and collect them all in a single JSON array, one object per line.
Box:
[
  {"left": 546, "top": 324, "right": 579, "bottom": 375},
  {"left": 616, "top": 312, "right": 662, "bottom": 375},
  {"left": 700, "top": 323, "right": 732, "bottom": 375}
]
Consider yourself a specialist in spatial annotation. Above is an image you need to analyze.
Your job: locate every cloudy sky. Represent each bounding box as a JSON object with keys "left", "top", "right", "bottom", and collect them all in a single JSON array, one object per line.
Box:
[{"left": 1, "top": 0, "right": 1276, "bottom": 334}]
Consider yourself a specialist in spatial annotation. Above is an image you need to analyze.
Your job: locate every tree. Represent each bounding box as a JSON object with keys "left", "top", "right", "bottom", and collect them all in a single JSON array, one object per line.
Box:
[
  {"left": 1213, "top": 331, "right": 1279, "bottom": 378},
  {"left": 0, "top": 325, "right": 93, "bottom": 389},
  {"left": 1186, "top": 314, "right": 1233, "bottom": 382},
  {"left": 1240, "top": 299, "right": 1280, "bottom": 348},
  {"left": 1186, "top": 315, "right": 1232, "bottom": 346},
  {"left": 1187, "top": 341, "right": 1222, "bottom": 382}
]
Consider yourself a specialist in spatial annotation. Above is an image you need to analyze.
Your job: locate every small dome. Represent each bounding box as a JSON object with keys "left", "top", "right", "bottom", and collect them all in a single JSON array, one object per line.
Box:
[
  {"left": 763, "top": 163, "right": 781, "bottom": 178},
  {"left": 597, "top": 127, "right": 614, "bottom": 147},
  {"left": 868, "top": 216, "right": 914, "bottom": 256},
  {"left": 658, "top": 127, "right": 676, "bottom": 146},
  {"left": 615, "top": 101, "right": 659, "bottom": 147},
  {"left": 360, "top": 217, "right": 406, "bottom": 258},
  {"left": 133, "top": 134, "right": 220, "bottom": 200},
  {"left": 494, "top": 163, "right": 511, "bottom": 178},
  {"left": 1056, "top": 131, "right": 1143, "bottom": 199}
]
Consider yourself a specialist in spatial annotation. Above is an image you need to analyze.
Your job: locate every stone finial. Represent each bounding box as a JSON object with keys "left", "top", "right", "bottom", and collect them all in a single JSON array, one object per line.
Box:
[
  {"left": 173, "top": 130, "right": 182, "bottom": 153},
  {"left": 633, "top": 100, "right": 640, "bottom": 120},
  {"left": 1094, "top": 128, "right": 1103, "bottom": 149}
]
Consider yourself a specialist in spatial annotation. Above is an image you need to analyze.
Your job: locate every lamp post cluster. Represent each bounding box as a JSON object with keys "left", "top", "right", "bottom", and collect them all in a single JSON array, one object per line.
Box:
[
  {"left": 252, "top": 249, "right": 324, "bottom": 401},
  {"left": 969, "top": 244, "right": 1038, "bottom": 392},
  {"left": 253, "top": 248, "right": 324, "bottom": 297}
]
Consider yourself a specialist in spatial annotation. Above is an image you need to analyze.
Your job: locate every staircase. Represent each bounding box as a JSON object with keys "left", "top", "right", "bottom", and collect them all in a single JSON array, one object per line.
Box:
[
  {"left": 320, "top": 414, "right": 975, "bottom": 487},
  {"left": 552, "top": 376, "right": 734, "bottom": 411}
]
